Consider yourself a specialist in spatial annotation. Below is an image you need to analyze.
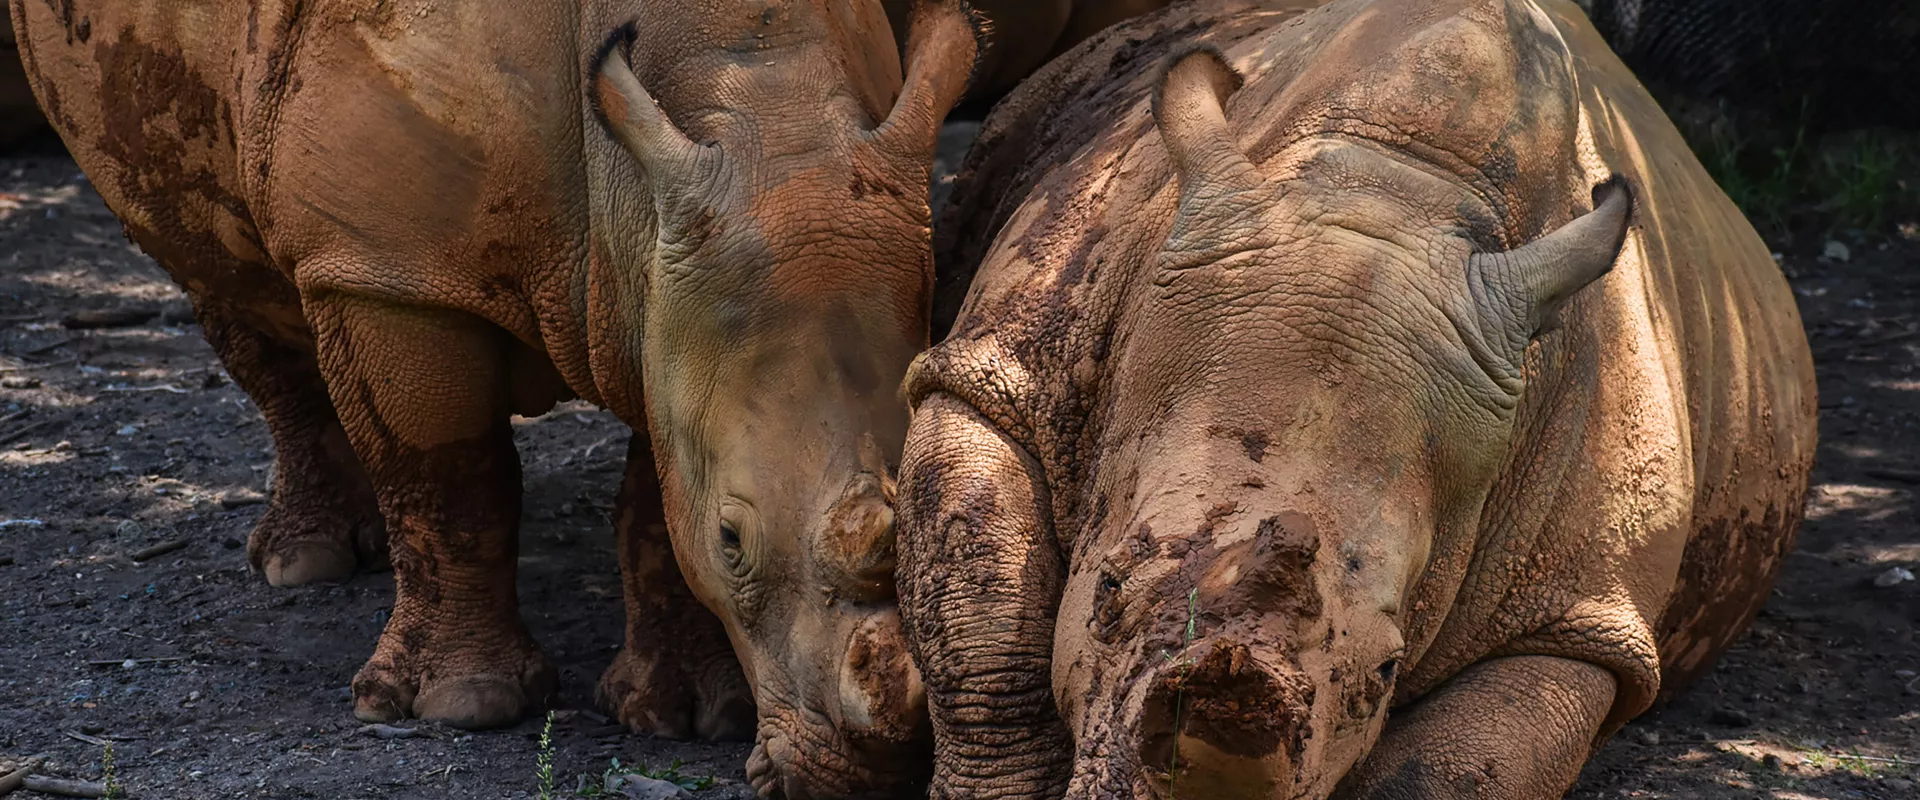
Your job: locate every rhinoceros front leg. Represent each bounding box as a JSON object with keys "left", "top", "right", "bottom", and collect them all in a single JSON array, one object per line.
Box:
[
  {"left": 190, "top": 299, "right": 385, "bottom": 587},
  {"left": 308, "top": 292, "right": 556, "bottom": 730},
  {"left": 1336, "top": 656, "right": 1617, "bottom": 800},
  {"left": 897, "top": 392, "right": 1073, "bottom": 799},
  {"left": 597, "top": 436, "right": 756, "bottom": 741}
]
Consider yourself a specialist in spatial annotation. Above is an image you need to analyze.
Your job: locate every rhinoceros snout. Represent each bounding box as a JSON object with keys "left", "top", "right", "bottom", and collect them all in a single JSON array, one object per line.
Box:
[{"left": 1137, "top": 637, "right": 1312, "bottom": 795}]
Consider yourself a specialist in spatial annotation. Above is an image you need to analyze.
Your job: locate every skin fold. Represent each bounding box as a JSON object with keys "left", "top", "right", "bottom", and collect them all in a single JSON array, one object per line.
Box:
[
  {"left": 898, "top": 0, "right": 1818, "bottom": 798},
  {"left": 10, "top": 0, "right": 977, "bottom": 796}
]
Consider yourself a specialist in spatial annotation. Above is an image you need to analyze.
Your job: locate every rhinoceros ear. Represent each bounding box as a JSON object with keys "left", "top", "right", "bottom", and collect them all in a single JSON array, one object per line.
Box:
[
  {"left": 864, "top": 0, "right": 982, "bottom": 163},
  {"left": 1469, "top": 177, "right": 1634, "bottom": 344},
  {"left": 1152, "top": 46, "right": 1261, "bottom": 193},
  {"left": 591, "top": 24, "right": 716, "bottom": 185}
]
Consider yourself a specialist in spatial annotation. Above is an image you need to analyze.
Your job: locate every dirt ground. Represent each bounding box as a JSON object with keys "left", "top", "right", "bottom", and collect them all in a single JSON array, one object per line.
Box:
[{"left": 0, "top": 124, "right": 1915, "bottom": 800}]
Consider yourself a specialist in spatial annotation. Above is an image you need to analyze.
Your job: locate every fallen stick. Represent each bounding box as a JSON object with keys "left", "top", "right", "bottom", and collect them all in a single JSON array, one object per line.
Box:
[
  {"left": 0, "top": 419, "right": 57, "bottom": 447},
  {"left": 129, "top": 540, "right": 187, "bottom": 562},
  {"left": 0, "top": 758, "right": 44, "bottom": 795},
  {"left": 1865, "top": 467, "right": 1920, "bottom": 484},
  {"left": 0, "top": 409, "right": 27, "bottom": 426},
  {"left": 0, "top": 359, "right": 77, "bottom": 373},
  {"left": 62, "top": 731, "right": 108, "bottom": 747},
  {"left": 19, "top": 776, "right": 109, "bottom": 798},
  {"left": 87, "top": 656, "right": 188, "bottom": 667}
]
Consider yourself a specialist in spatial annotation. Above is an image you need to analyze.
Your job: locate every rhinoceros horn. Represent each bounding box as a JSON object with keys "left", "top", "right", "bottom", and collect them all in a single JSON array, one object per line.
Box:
[
  {"left": 591, "top": 26, "right": 721, "bottom": 194},
  {"left": 1469, "top": 177, "right": 1635, "bottom": 340},
  {"left": 1151, "top": 46, "right": 1262, "bottom": 195},
  {"left": 864, "top": 0, "right": 983, "bottom": 164}
]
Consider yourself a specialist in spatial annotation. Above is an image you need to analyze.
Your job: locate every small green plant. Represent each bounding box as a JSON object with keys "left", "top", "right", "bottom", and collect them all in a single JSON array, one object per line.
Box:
[
  {"left": 1164, "top": 587, "right": 1199, "bottom": 798},
  {"left": 101, "top": 741, "right": 120, "bottom": 800},
  {"left": 535, "top": 711, "right": 557, "bottom": 800}
]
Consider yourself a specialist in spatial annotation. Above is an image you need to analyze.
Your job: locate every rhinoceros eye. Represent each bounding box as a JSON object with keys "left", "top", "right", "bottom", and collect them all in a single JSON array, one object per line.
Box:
[{"left": 719, "top": 520, "right": 742, "bottom": 551}]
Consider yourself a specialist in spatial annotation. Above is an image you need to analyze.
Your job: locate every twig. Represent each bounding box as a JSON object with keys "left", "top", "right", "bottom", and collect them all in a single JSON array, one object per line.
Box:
[
  {"left": 0, "top": 758, "right": 45, "bottom": 795},
  {"left": 86, "top": 657, "right": 187, "bottom": 667},
  {"left": 1865, "top": 467, "right": 1920, "bottom": 484},
  {"left": 63, "top": 731, "right": 108, "bottom": 747},
  {"left": 21, "top": 338, "right": 73, "bottom": 356},
  {"left": 0, "top": 358, "right": 76, "bottom": 373},
  {"left": 0, "top": 419, "right": 58, "bottom": 447},
  {"left": 19, "top": 775, "right": 108, "bottom": 798},
  {"left": 129, "top": 540, "right": 187, "bottom": 562},
  {"left": 0, "top": 409, "right": 27, "bottom": 426},
  {"left": 99, "top": 385, "right": 188, "bottom": 395}
]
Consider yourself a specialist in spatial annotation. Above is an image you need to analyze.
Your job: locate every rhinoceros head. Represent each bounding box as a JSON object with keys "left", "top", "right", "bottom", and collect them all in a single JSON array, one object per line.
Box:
[
  {"left": 1049, "top": 48, "right": 1633, "bottom": 797},
  {"left": 587, "top": 2, "right": 978, "bottom": 797}
]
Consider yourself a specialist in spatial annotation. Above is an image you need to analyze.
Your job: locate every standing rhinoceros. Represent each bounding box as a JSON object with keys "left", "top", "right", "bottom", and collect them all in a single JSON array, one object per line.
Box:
[
  {"left": 897, "top": 0, "right": 1817, "bottom": 797},
  {"left": 10, "top": 0, "right": 978, "bottom": 795}
]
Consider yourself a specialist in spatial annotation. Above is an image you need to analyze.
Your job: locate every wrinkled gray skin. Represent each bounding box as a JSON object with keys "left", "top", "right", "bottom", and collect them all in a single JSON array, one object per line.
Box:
[{"left": 899, "top": 0, "right": 1816, "bottom": 797}]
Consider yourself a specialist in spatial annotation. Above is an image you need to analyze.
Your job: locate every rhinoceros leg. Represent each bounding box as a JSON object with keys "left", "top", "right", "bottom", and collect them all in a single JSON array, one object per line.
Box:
[
  {"left": 310, "top": 293, "right": 556, "bottom": 730},
  {"left": 1335, "top": 656, "right": 1616, "bottom": 800},
  {"left": 191, "top": 299, "right": 384, "bottom": 586},
  {"left": 897, "top": 392, "right": 1073, "bottom": 800},
  {"left": 597, "top": 436, "right": 756, "bottom": 741}
]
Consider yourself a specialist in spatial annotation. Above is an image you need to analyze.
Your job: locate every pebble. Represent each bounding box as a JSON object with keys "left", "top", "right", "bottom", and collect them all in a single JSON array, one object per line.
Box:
[
  {"left": 1824, "top": 240, "right": 1852, "bottom": 262},
  {"left": 1636, "top": 730, "right": 1661, "bottom": 746},
  {"left": 1874, "top": 566, "right": 1915, "bottom": 587}
]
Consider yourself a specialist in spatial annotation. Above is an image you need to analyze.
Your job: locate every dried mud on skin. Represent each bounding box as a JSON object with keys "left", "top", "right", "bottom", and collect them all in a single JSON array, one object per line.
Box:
[{"left": 1, "top": 130, "right": 1916, "bottom": 798}]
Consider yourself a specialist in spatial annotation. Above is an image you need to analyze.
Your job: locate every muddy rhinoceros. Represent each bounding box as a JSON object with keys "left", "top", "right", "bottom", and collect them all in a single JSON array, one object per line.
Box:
[
  {"left": 882, "top": 0, "right": 1171, "bottom": 107},
  {"left": 896, "top": 0, "right": 1818, "bottom": 797},
  {"left": 11, "top": 0, "right": 979, "bottom": 795}
]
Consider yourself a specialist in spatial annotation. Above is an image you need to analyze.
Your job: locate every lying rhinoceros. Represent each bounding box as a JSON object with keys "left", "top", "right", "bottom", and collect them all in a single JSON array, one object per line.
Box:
[
  {"left": 897, "top": 0, "right": 1818, "bottom": 797},
  {"left": 12, "top": 0, "right": 977, "bottom": 795}
]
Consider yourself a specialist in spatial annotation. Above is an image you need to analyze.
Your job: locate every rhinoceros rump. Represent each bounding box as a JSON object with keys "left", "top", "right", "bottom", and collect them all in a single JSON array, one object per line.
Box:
[
  {"left": 11, "top": 0, "right": 977, "bottom": 796},
  {"left": 897, "top": 0, "right": 1817, "bottom": 797}
]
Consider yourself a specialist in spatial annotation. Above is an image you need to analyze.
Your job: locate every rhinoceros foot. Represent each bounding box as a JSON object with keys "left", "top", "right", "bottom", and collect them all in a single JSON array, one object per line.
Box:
[
  {"left": 246, "top": 490, "right": 386, "bottom": 587},
  {"left": 597, "top": 634, "right": 755, "bottom": 741},
  {"left": 351, "top": 610, "right": 558, "bottom": 730}
]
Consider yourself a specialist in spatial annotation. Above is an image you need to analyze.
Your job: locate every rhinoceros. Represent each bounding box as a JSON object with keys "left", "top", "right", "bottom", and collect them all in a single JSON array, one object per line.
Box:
[
  {"left": 11, "top": 0, "right": 977, "bottom": 795},
  {"left": 882, "top": 0, "right": 1171, "bottom": 107},
  {"left": 897, "top": 0, "right": 1818, "bottom": 797}
]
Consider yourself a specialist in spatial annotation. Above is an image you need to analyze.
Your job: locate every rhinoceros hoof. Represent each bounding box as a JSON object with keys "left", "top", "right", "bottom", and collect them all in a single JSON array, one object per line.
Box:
[
  {"left": 352, "top": 633, "right": 557, "bottom": 730},
  {"left": 247, "top": 496, "right": 386, "bottom": 587},
  {"left": 597, "top": 647, "right": 756, "bottom": 741}
]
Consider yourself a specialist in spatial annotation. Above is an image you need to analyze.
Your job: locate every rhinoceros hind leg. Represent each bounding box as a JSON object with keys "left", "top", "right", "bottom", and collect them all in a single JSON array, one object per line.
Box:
[
  {"left": 313, "top": 293, "right": 556, "bottom": 729},
  {"left": 1335, "top": 656, "right": 1615, "bottom": 800},
  {"left": 191, "top": 299, "right": 384, "bottom": 586},
  {"left": 596, "top": 437, "right": 755, "bottom": 741}
]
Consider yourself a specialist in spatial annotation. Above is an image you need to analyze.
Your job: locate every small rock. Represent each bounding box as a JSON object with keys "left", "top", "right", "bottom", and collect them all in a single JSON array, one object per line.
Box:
[
  {"left": 605, "top": 775, "right": 693, "bottom": 800},
  {"left": 115, "top": 519, "right": 141, "bottom": 536},
  {"left": 1635, "top": 730, "right": 1661, "bottom": 746},
  {"left": 0, "top": 376, "right": 41, "bottom": 389},
  {"left": 218, "top": 487, "right": 268, "bottom": 509},
  {"left": 115, "top": 424, "right": 139, "bottom": 436},
  {"left": 1762, "top": 753, "right": 1782, "bottom": 770},
  {"left": 80, "top": 723, "right": 105, "bottom": 735},
  {"left": 1874, "top": 566, "right": 1915, "bottom": 587},
  {"left": 186, "top": 690, "right": 201, "bottom": 702},
  {"left": 1709, "top": 707, "right": 1753, "bottom": 728},
  {"left": 1823, "top": 240, "right": 1852, "bottom": 262}
]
